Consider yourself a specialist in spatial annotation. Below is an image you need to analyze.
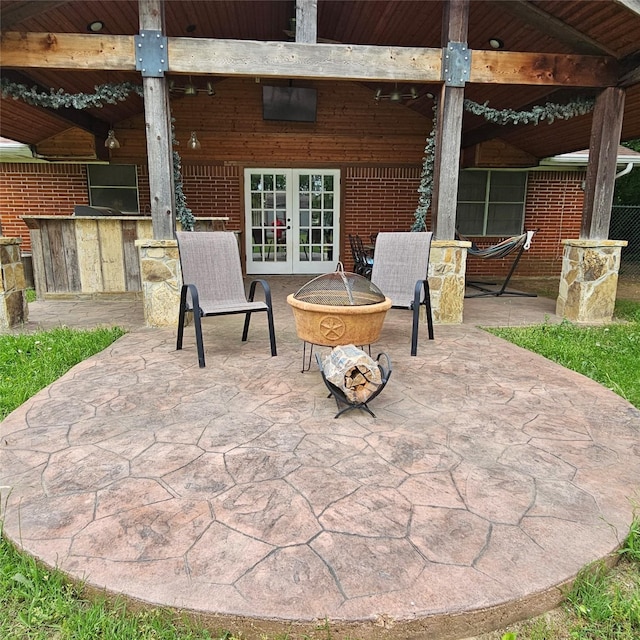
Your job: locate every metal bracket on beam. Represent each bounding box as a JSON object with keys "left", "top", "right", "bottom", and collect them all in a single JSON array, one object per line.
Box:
[
  {"left": 442, "top": 42, "right": 471, "bottom": 87},
  {"left": 135, "top": 30, "right": 169, "bottom": 78}
]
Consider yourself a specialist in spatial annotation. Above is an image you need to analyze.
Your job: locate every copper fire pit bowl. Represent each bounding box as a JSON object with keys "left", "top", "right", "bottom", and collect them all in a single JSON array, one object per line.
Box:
[{"left": 287, "top": 268, "right": 391, "bottom": 347}]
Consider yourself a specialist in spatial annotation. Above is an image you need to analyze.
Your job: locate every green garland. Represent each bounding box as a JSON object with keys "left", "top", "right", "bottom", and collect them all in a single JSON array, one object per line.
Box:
[
  {"left": 1, "top": 79, "right": 195, "bottom": 230},
  {"left": 171, "top": 125, "right": 196, "bottom": 231},
  {"left": 413, "top": 97, "right": 596, "bottom": 230},
  {"left": 412, "top": 101, "right": 438, "bottom": 232},
  {"left": 0, "top": 78, "right": 143, "bottom": 108},
  {"left": 463, "top": 96, "right": 595, "bottom": 125}
]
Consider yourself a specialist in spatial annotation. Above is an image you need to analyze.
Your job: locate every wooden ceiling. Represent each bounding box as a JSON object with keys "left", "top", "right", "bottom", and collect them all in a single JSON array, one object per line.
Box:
[{"left": 1, "top": 0, "right": 640, "bottom": 160}]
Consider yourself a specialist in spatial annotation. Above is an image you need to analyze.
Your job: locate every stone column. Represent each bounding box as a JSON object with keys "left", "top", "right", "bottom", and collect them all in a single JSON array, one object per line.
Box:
[
  {"left": 135, "top": 239, "right": 181, "bottom": 327},
  {"left": 428, "top": 239, "right": 471, "bottom": 325},
  {"left": 556, "top": 239, "right": 627, "bottom": 323},
  {"left": 0, "top": 237, "right": 28, "bottom": 329}
]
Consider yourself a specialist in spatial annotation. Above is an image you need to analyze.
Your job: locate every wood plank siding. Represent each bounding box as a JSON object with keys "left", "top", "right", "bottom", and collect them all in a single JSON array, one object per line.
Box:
[{"left": 21, "top": 216, "right": 225, "bottom": 297}]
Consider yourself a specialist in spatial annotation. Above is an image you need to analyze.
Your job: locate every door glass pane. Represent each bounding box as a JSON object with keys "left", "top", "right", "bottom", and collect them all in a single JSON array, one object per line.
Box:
[
  {"left": 263, "top": 174, "right": 274, "bottom": 190},
  {"left": 323, "top": 211, "right": 333, "bottom": 226},
  {"left": 323, "top": 175, "right": 334, "bottom": 191},
  {"left": 299, "top": 175, "right": 309, "bottom": 191}
]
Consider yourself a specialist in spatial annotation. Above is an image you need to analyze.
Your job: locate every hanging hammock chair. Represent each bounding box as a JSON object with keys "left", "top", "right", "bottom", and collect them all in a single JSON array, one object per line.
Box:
[{"left": 458, "top": 230, "right": 537, "bottom": 298}]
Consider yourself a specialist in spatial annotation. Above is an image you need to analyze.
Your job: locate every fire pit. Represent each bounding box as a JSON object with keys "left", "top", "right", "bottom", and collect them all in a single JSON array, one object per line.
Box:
[{"left": 287, "top": 266, "right": 392, "bottom": 348}]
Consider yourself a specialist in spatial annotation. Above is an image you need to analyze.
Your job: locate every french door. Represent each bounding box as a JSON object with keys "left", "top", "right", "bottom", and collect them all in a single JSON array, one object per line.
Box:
[{"left": 245, "top": 169, "right": 340, "bottom": 275}]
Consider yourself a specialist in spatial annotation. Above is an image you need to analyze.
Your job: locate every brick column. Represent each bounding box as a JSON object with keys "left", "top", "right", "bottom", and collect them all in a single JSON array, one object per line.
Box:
[
  {"left": 0, "top": 237, "right": 28, "bottom": 329},
  {"left": 428, "top": 239, "right": 471, "bottom": 325},
  {"left": 135, "top": 239, "right": 181, "bottom": 327},
  {"left": 556, "top": 239, "right": 627, "bottom": 323}
]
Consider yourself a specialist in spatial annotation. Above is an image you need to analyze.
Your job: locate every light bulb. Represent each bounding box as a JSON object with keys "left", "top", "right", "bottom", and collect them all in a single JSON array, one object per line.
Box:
[
  {"left": 187, "top": 131, "right": 201, "bottom": 150},
  {"left": 104, "top": 129, "right": 120, "bottom": 149}
]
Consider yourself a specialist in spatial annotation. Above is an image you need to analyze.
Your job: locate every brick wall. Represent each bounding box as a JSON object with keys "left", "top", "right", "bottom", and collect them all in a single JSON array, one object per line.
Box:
[
  {"left": 1, "top": 161, "right": 585, "bottom": 279},
  {"left": 0, "top": 163, "right": 88, "bottom": 252},
  {"left": 342, "top": 166, "right": 421, "bottom": 270}
]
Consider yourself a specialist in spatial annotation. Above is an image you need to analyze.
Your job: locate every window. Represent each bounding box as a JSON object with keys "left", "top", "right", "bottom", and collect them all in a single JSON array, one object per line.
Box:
[
  {"left": 456, "top": 170, "right": 527, "bottom": 236},
  {"left": 87, "top": 164, "right": 139, "bottom": 213}
]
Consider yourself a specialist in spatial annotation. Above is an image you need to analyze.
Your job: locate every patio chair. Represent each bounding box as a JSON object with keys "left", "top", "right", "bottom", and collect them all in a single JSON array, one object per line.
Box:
[
  {"left": 349, "top": 234, "right": 374, "bottom": 278},
  {"left": 176, "top": 231, "right": 277, "bottom": 367},
  {"left": 371, "top": 231, "right": 434, "bottom": 356}
]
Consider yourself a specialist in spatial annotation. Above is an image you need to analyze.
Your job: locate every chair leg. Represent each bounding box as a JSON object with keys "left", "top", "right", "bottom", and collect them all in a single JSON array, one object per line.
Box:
[
  {"left": 423, "top": 280, "right": 434, "bottom": 340},
  {"left": 184, "top": 284, "right": 206, "bottom": 368},
  {"left": 247, "top": 279, "right": 277, "bottom": 357},
  {"left": 176, "top": 285, "right": 188, "bottom": 351},
  {"left": 266, "top": 306, "right": 277, "bottom": 356}
]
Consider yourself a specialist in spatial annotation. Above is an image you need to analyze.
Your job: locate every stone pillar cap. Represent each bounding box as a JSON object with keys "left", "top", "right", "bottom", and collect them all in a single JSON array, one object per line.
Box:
[{"left": 562, "top": 239, "right": 628, "bottom": 248}]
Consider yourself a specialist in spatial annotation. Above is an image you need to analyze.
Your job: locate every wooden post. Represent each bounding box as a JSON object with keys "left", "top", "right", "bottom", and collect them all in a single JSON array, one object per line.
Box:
[
  {"left": 431, "top": 0, "right": 469, "bottom": 241},
  {"left": 296, "top": 0, "right": 317, "bottom": 44},
  {"left": 139, "top": 0, "right": 175, "bottom": 240},
  {"left": 580, "top": 86, "right": 626, "bottom": 240}
]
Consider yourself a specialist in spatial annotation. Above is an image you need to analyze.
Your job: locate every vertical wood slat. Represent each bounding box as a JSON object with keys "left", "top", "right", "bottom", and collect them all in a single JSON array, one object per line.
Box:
[
  {"left": 40, "top": 221, "right": 57, "bottom": 293},
  {"left": 122, "top": 220, "right": 141, "bottom": 291},
  {"left": 581, "top": 86, "right": 626, "bottom": 240},
  {"left": 75, "top": 219, "right": 103, "bottom": 293},
  {"left": 98, "top": 220, "right": 126, "bottom": 292},
  {"left": 139, "top": 0, "right": 176, "bottom": 240},
  {"left": 61, "top": 219, "right": 81, "bottom": 292},
  {"left": 29, "top": 228, "right": 46, "bottom": 299}
]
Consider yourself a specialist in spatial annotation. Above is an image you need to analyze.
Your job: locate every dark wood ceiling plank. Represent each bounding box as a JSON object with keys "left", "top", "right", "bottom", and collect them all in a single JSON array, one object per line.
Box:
[
  {"left": 499, "top": 0, "right": 617, "bottom": 56},
  {"left": 0, "top": 1, "right": 70, "bottom": 29}
]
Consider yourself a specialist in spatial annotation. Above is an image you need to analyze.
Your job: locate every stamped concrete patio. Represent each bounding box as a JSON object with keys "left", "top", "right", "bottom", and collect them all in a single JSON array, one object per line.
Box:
[{"left": 1, "top": 278, "right": 639, "bottom": 640}]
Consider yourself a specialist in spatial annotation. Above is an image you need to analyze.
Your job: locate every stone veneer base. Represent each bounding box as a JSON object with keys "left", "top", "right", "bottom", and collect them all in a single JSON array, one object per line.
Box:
[
  {"left": 556, "top": 239, "right": 627, "bottom": 323},
  {"left": 0, "top": 237, "right": 28, "bottom": 329},
  {"left": 429, "top": 239, "right": 471, "bottom": 325},
  {"left": 135, "top": 239, "right": 181, "bottom": 327}
]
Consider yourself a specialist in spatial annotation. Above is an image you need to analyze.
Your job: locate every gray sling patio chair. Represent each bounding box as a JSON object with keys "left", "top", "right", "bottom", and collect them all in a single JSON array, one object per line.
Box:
[
  {"left": 176, "top": 231, "right": 277, "bottom": 368},
  {"left": 370, "top": 231, "right": 434, "bottom": 356}
]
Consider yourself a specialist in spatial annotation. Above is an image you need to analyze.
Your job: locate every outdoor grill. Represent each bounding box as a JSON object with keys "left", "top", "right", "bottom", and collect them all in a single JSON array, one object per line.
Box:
[{"left": 286, "top": 265, "right": 392, "bottom": 348}]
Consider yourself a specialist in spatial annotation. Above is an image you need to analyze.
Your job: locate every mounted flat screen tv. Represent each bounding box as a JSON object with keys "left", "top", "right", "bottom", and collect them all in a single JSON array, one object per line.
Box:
[{"left": 262, "top": 86, "right": 317, "bottom": 122}]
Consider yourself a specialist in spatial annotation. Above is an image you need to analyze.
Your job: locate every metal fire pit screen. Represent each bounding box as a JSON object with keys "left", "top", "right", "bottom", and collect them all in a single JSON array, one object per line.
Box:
[{"left": 292, "top": 267, "right": 386, "bottom": 306}]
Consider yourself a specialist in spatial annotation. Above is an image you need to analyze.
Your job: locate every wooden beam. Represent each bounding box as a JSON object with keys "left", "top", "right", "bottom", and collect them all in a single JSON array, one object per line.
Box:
[
  {"left": 471, "top": 51, "right": 617, "bottom": 86},
  {"left": 0, "top": 1, "right": 69, "bottom": 29},
  {"left": 167, "top": 38, "right": 441, "bottom": 82},
  {"left": 500, "top": 0, "right": 616, "bottom": 57},
  {"left": 431, "top": 0, "right": 469, "bottom": 241},
  {"left": 296, "top": 0, "right": 317, "bottom": 44},
  {"left": 1, "top": 31, "right": 618, "bottom": 87},
  {"left": 618, "top": 52, "right": 640, "bottom": 88},
  {"left": 139, "top": 0, "right": 175, "bottom": 240},
  {"left": 0, "top": 32, "right": 135, "bottom": 70},
  {"left": 581, "top": 87, "right": 626, "bottom": 240}
]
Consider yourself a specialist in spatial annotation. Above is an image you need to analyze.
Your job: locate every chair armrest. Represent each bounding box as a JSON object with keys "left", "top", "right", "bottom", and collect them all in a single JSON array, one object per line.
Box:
[{"left": 247, "top": 279, "right": 274, "bottom": 307}]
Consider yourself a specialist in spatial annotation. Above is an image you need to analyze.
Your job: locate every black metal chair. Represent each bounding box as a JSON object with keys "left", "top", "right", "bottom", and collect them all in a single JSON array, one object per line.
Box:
[
  {"left": 176, "top": 231, "right": 277, "bottom": 367},
  {"left": 348, "top": 234, "right": 374, "bottom": 278}
]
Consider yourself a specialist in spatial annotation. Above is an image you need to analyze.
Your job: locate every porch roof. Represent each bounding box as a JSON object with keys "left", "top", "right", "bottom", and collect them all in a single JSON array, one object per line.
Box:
[{"left": 1, "top": 0, "right": 640, "bottom": 163}]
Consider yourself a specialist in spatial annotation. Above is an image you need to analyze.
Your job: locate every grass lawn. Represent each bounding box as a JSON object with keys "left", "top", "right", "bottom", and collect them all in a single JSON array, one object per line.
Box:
[{"left": 1, "top": 301, "right": 639, "bottom": 640}]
